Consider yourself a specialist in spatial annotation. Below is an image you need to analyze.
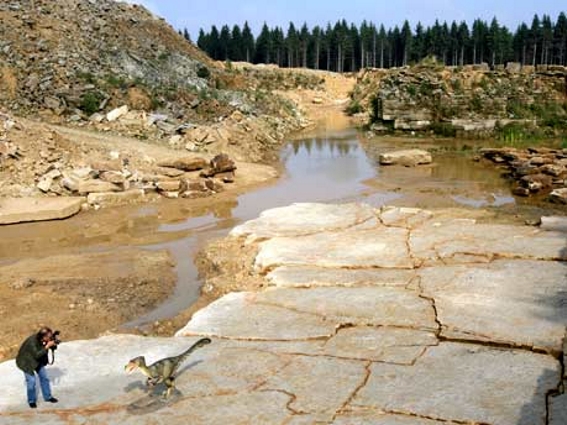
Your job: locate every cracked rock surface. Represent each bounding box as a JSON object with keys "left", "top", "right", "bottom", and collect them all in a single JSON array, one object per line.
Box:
[{"left": 0, "top": 202, "right": 566, "bottom": 424}]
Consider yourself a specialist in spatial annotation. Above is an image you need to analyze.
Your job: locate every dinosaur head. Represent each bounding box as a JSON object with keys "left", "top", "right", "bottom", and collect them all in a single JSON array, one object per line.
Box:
[{"left": 124, "top": 356, "right": 145, "bottom": 373}]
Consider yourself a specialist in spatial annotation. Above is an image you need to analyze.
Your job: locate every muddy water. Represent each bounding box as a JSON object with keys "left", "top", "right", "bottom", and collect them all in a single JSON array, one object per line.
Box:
[{"left": 0, "top": 127, "right": 529, "bottom": 328}]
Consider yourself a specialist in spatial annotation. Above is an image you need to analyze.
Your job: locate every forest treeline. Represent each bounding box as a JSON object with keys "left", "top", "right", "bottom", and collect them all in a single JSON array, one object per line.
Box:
[{"left": 185, "top": 13, "right": 567, "bottom": 72}]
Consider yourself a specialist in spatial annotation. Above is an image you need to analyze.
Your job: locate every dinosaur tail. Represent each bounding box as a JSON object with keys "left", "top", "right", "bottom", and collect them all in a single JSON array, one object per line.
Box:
[{"left": 175, "top": 337, "right": 212, "bottom": 367}]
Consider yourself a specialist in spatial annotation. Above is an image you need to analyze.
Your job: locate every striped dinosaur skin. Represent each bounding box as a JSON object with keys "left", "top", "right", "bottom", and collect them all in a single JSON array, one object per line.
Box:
[{"left": 125, "top": 337, "right": 211, "bottom": 397}]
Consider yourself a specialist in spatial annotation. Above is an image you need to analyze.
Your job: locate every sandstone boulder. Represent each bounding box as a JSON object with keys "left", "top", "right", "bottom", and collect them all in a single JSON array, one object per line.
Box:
[
  {"left": 106, "top": 105, "right": 129, "bottom": 122},
  {"left": 158, "top": 157, "right": 208, "bottom": 172},
  {"left": 379, "top": 149, "right": 432, "bottom": 167},
  {"left": 87, "top": 189, "right": 145, "bottom": 207},
  {"left": 550, "top": 188, "right": 567, "bottom": 204}
]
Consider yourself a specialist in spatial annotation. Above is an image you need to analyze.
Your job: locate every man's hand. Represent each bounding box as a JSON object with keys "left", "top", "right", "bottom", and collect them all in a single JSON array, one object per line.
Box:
[{"left": 44, "top": 340, "right": 56, "bottom": 349}]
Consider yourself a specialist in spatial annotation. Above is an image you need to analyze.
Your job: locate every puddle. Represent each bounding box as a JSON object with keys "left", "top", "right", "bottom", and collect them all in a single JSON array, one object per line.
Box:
[{"left": 1, "top": 127, "right": 537, "bottom": 328}]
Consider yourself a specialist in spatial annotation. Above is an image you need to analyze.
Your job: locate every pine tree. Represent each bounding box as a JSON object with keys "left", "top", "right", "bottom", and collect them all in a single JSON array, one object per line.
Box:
[
  {"left": 242, "top": 22, "right": 255, "bottom": 63},
  {"left": 183, "top": 28, "right": 191, "bottom": 43},
  {"left": 554, "top": 12, "right": 567, "bottom": 65},
  {"left": 412, "top": 22, "right": 425, "bottom": 64},
  {"left": 449, "top": 21, "right": 459, "bottom": 65},
  {"left": 197, "top": 29, "right": 209, "bottom": 54},
  {"left": 209, "top": 26, "right": 220, "bottom": 60},
  {"left": 299, "top": 23, "right": 310, "bottom": 68},
  {"left": 541, "top": 14, "right": 554, "bottom": 65},
  {"left": 472, "top": 19, "right": 485, "bottom": 64},
  {"left": 286, "top": 22, "right": 299, "bottom": 68},
  {"left": 229, "top": 25, "right": 243, "bottom": 61},
  {"left": 378, "top": 25, "right": 386, "bottom": 68},
  {"left": 401, "top": 20, "right": 412, "bottom": 66},
  {"left": 515, "top": 23, "right": 529, "bottom": 64},
  {"left": 457, "top": 21, "right": 470, "bottom": 65},
  {"left": 324, "top": 23, "right": 333, "bottom": 71},
  {"left": 312, "top": 26, "right": 322, "bottom": 69},
  {"left": 219, "top": 25, "right": 231, "bottom": 61},
  {"left": 487, "top": 17, "right": 501, "bottom": 67},
  {"left": 530, "top": 14, "right": 541, "bottom": 66},
  {"left": 272, "top": 27, "right": 285, "bottom": 66},
  {"left": 255, "top": 23, "right": 273, "bottom": 64}
]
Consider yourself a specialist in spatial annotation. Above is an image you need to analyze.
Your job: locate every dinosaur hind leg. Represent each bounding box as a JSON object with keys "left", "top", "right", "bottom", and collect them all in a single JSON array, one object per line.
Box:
[{"left": 163, "top": 377, "right": 175, "bottom": 398}]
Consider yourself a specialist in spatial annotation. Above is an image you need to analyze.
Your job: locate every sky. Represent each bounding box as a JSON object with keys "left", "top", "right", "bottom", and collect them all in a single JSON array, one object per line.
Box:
[{"left": 127, "top": 0, "right": 566, "bottom": 39}]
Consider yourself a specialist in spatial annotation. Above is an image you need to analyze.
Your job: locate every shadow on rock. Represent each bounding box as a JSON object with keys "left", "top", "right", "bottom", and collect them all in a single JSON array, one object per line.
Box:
[
  {"left": 126, "top": 389, "right": 184, "bottom": 415},
  {"left": 517, "top": 368, "right": 561, "bottom": 425},
  {"left": 518, "top": 235, "right": 567, "bottom": 424},
  {"left": 47, "top": 367, "right": 65, "bottom": 385},
  {"left": 176, "top": 360, "right": 203, "bottom": 376},
  {"left": 124, "top": 380, "right": 147, "bottom": 393}
]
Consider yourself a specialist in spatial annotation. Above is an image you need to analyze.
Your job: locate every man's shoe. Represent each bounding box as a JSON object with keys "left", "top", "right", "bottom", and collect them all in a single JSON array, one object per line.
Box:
[
  {"left": 47, "top": 397, "right": 58, "bottom": 403},
  {"left": 29, "top": 402, "right": 37, "bottom": 409}
]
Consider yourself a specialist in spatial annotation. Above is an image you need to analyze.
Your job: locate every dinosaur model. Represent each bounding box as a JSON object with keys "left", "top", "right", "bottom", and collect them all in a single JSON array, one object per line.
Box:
[{"left": 125, "top": 337, "right": 211, "bottom": 397}]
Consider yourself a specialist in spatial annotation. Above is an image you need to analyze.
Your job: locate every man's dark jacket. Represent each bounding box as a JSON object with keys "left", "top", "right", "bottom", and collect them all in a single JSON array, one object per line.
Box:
[{"left": 16, "top": 334, "right": 48, "bottom": 374}]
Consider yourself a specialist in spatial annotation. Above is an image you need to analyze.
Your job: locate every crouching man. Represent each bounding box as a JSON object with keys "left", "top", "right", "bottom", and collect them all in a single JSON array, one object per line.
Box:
[{"left": 15, "top": 327, "right": 59, "bottom": 409}]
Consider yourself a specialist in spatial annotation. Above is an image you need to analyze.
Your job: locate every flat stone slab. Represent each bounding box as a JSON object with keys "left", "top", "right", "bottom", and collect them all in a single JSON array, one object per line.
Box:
[
  {"left": 260, "top": 355, "right": 366, "bottom": 417},
  {"left": 411, "top": 220, "right": 567, "bottom": 263},
  {"left": 176, "top": 292, "right": 338, "bottom": 340},
  {"left": 354, "top": 342, "right": 561, "bottom": 425},
  {"left": 0, "top": 197, "right": 84, "bottom": 225},
  {"left": 231, "top": 202, "right": 378, "bottom": 243},
  {"left": 266, "top": 265, "right": 415, "bottom": 288},
  {"left": 419, "top": 260, "right": 567, "bottom": 353},
  {"left": 177, "top": 287, "right": 437, "bottom": 340},
  {"left": 324, "top": 327, "right": 437, "bottom": 364},
  {"left": 255, "top": 227, "right": 412, "bottom": 272}
]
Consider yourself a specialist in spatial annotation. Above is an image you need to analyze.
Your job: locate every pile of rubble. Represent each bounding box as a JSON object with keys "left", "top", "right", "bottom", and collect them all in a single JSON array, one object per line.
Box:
[
  {"left": 36, "top": 152, "right": 236, "bottom": 208},
  {"left": 480, "top": 147, "right": 567, "bottom": 202},
  {"left": 0, "top": 113, "right": 240, "bottom": 208}
]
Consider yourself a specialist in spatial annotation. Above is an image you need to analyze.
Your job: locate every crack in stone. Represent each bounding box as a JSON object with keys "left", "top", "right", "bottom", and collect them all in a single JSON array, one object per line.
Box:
[
  {"left": 249, "top": 299, "right": 438, "bottom": 334},
  {"left": 233, "top": 341, "right": 427, "bottom": 367},
  {"left": 259, "top": 262, "right": 415, "bottom": 276},
  {"left": 330, "top": 360, "right": 372, "bottom": 422},
  {"left": 416, "top": 293, "right": 442, "bottom": 338},
  {"left": 378, "top": 408, "right": 488, "bottom": 424},
  {"left": 247, "top": 214, "right": 381, "bottom": 248},
  {"left": 258, "top": 388, "right": 306, "bottom": 415},
  {"left": 438, "top": 335, "right": 556, "bottom": 357},
  {"left": 415, "top": 273, "right": 563, "bottom": 358},
  {"left": 184, "top": 333, "right": 332, "bottom": 343}
]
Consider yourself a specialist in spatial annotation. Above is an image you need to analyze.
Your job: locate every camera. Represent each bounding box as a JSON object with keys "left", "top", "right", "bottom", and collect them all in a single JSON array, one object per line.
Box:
[{"left": 50, "top": 330, "right": 61, "bottom": 350}]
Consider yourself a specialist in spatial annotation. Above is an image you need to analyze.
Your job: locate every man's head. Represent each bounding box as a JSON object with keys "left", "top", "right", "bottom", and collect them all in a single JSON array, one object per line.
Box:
[{"left": 37, "top": 327, "right": 53, "bottom": 343}]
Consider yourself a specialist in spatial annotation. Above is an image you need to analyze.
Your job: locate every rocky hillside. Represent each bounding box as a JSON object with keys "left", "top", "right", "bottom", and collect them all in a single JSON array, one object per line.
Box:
[
  {"left": 0, "top": 1, "right": 321, "bottom": 127},
  {"left": 351, "top": 60, "right": 567, "bottom": 137},
  {"left": 0, "top": 0, "right": 218, "bottom": 115}
]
